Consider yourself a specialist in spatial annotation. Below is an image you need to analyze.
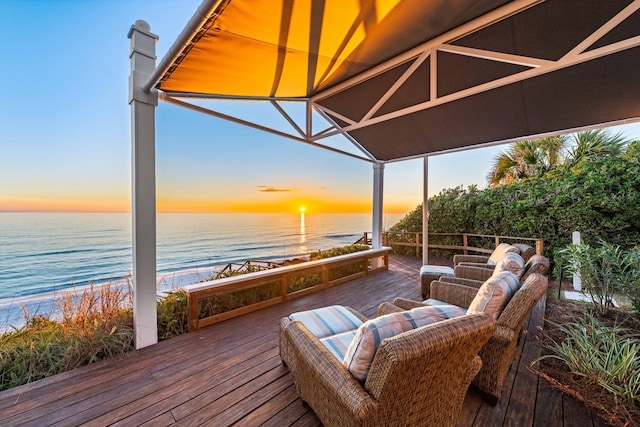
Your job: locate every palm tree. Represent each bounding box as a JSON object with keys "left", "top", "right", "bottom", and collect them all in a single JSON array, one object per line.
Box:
[
  {"left": 563, "top": 129, "right": 628, "bottom": 169},
  {"left": 487, "top": 129, "right": 632, "bottom": 187},
  {"left": 487, "top": 136, "right": 567, "bottom": 187}
]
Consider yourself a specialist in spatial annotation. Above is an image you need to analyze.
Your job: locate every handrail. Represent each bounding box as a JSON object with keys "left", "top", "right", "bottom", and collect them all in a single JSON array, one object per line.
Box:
[
  {"left": 361, "top": 232, "right": 544, "bottom": 256},
  {"left": 183, "top": 247, "right": 390, "bottom": 331}
]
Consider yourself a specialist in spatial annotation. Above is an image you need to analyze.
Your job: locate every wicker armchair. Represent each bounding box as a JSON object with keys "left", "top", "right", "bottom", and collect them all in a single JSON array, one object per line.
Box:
[
  {"left": 383, "top": 272, "right": 549, "bottom": 403},
  {"left": 282, "top": 312, "right": 496, "bottom": 427}
]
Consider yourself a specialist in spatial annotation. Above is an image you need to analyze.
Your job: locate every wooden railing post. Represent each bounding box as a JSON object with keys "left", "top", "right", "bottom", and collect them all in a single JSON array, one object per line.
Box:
[
  {"left": 322, "top": 263, "right": 329, "bottom": 285},
  {"left": 187, "top": 292, "right": 199, "bottom": 332},
  {"left": 281, "top": 274, "right": 288, "bottom": 300},
  {"left": 415, "top": 233, "right": 420, "bottom": 257},
  {"left": 463, "top": 234, "right": 469, "bottom": 255},
  {"left": 536, "top": 239, "right": 544, "bottom": 256},
  {"left": 495, "top": 236, "right": 500, "bottom": 247}
]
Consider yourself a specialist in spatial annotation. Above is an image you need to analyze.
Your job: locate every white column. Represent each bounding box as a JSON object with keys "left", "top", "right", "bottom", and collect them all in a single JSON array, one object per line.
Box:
[
  {"left": 422, "top": 156, "right": 429, "bottom": 265},
  {"left": 372, "top": 163, "right": 385, "bottom": 248},
  {"left": 572, "top": 231, "right": 582, "bottom": 291},
  {"left": 128, "top": 20, "right": 158, "bottom": 349}
]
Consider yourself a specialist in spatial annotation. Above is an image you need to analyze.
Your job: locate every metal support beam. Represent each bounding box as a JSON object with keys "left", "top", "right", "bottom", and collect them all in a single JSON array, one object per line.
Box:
[
  {"left": 128, "top": 20, "right": 158, "bottom": 349},
  {"left": 422, "top": 156, "right": 429, "bottom": 265}
]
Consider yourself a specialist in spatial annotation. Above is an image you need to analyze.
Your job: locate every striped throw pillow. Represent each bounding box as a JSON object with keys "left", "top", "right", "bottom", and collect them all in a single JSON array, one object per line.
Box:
[
  {"left": 343, "top": 305, "right": 467, "bottom": 382},
  {"left": 488, "top": 243, "right": 519, "bottom": 265},
  {"left": 494, "top": 252, "right": 525, "bottom": 278},
  {"left": 467, "top": 271, "right": 520, "bottom": 319}
]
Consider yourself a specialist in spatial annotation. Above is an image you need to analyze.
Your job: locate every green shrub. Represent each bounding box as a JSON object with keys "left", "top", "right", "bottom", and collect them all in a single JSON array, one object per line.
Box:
[
  {"left": 157, "top": 289, "right": 189, "bottom": 340},
  {"left": 557, "top": 241, "right": 640, "bottom": 316},
  {"left": 287, "top": 272, "right": 322, "bottom": 293},
  {"left": 389, "top": 144, "right": 640, "bottom": 267},
  {"left": 621, "top": 247, "right": 640, "bottom": 317},
  {"left": 309, "top": 244, "right": 370, "bottom": 260},
  {"left": 198, "top": 281, "right": 281, "bottom": 319},
  {"left": 556, "top": 242, "right": 623, "bottom": 314}
]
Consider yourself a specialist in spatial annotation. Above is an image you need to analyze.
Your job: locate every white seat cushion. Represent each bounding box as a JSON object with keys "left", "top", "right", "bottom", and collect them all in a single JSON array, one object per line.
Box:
[
  {"left": 320, "top": 330, "right": 357, "bottom": 361},
  {"left": 289, "top": 305, "right": 363, "bottom": 339},
  {"left": 420, "top": 265, "right": 454, "bottom": 275}
]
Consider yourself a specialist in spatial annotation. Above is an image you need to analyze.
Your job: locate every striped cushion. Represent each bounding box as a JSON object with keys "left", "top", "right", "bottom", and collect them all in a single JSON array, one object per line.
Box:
[
  {"left": 289, "top": 305, "right": 363, "bottom": 339},
  {"left": 467, "top": 271, "right": 520, "bottom": 319},
  {"left": 420, "top": 265, "right": 454, "bottom": 276},
  {"left": 488, "top": 243, "right": 519, "bottom": 265},
  {"left": 320, "top": 330, "right": 357, "bottom": 361},
  {"left": 343, "top": 305, "right": 467, "bottom": 382}
]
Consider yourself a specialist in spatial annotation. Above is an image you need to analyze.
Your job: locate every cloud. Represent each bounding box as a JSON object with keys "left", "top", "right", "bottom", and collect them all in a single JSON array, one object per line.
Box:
[{"left": 257, "top": 186, "right": 296, "bottom": 193}]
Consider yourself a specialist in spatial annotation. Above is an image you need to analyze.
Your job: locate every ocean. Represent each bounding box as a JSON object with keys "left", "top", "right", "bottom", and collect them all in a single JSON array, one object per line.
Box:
[{"left": 0, "top": 212, "right": 402, "bottom": 326}]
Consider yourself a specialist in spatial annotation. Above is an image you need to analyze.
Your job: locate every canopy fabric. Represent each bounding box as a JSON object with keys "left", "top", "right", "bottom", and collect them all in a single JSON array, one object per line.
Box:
[{"left": 157, "top": 0, "right": 640, "bottom": 162}]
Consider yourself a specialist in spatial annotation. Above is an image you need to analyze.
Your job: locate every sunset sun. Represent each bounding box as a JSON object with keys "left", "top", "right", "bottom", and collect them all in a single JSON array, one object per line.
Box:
[{"left": 299, "top": 206, "right": 306, "bottom": 213}]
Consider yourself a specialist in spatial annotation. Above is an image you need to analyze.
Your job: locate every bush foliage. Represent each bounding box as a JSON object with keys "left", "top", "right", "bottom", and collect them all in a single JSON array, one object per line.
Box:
[
  {"left": 390, "top": 142, "right": 640, "bottom": 266},
  {"left": 556, "top": 241, "right": 640, "bottom": 317}
]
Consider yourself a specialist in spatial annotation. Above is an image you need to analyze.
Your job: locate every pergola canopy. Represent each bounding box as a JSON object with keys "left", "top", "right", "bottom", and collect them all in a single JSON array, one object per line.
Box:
[
  {"left": 128, "top": 0, "right": 639, "bottom": 348},
  {"left": 153, "top": 0, "right": 640, "bottom": 162}
]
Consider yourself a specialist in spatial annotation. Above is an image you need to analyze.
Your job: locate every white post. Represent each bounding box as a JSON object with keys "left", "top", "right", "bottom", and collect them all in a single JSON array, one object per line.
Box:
[
  {"left": 372, "top": 163, "right": 385, "bottom": 248},
  {"left": 372, "top": 163, "right": 385, "bottom": 268},
  {"left": 422, "top": 156, "right": 429, "bottom": 265},
  {"left": 128, "top": 20, "right": 159, "bottom": 349},
  {"left": 572, "top": 231, "right": 582, "bottom": 291}
]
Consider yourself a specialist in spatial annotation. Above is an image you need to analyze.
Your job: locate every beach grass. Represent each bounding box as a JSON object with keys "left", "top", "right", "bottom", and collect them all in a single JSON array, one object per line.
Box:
[{"left": 0, "top": 283, "right": 134, "bottom": 391}]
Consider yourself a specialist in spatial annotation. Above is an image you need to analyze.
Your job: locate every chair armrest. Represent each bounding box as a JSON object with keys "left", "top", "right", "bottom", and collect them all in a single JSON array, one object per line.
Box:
[
  {"left": 453, "top": 254, "right": 490, "bottom": 265},
  {"left": 377, "top": 301, "right": 407, "bottom": 316},
  {"left": 454, "top": 265, "right": 495, "bottom": 282},
  {"left": 438, "top": 276, "right": 484, "bottom": 289},
  {"left": 345, "top": 306, "right": 370, "bottom": 323},
  {"left": 489, "top": 325, "right": 515, "bottom": 346},
  {"left": 457, "top": 262, "right": 496, "bottom": 270},
  {"left": 391, "top": 298, "right": 427, "bottom": 310},
  {"left": 285, "top": 321, "right": 377, "bottom": 423},
  {"left": 430, "top": 281, "right": 478, "bottom": 308}
]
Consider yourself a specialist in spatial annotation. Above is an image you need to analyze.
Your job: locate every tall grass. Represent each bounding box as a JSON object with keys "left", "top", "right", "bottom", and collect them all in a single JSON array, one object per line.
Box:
[
  {"left": 533, "top": 313, "right": 640, "bottom": 403},
  {"left": 0, "top": 282, "right": 134, "bottom": 391}
]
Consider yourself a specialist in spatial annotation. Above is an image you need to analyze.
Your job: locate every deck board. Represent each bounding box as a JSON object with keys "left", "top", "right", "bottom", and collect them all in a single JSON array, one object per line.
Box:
[{"left": 0, "top": 255, "right": 601, "bottom": 426}]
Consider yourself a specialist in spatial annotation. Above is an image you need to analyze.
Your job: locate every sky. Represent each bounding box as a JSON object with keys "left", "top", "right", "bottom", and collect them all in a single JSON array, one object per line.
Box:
[{"left": 1, "top": 1, "right": 639, "bottom": 216}]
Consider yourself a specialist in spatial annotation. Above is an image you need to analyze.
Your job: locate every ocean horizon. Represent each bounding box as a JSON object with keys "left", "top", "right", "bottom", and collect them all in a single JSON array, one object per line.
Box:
[{"left": 0, "top": 212, "right": 403, "bottom": 326}]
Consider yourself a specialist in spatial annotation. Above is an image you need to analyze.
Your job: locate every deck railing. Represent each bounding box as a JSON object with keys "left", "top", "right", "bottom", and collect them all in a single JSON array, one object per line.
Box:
[
  {"left": 183, "top": 247, "right": 390, "bottom": 331},
  {"left": 359, "top": 232, "right": 544, "bottom": 257}
]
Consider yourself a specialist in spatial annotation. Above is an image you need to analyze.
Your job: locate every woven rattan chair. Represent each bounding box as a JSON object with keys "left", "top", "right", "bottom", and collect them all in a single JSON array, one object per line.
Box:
[
  {"left": 383, "top": 272, "right": 548, "bottom": 403},
  {"left": 282, "top": 312, "right": 496, "bottom": 427}
]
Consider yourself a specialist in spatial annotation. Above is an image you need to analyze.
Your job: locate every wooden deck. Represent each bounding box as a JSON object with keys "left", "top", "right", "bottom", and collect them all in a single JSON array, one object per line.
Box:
[{"left": 0, "top": 255, "right": 608, "bottom": 426}]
